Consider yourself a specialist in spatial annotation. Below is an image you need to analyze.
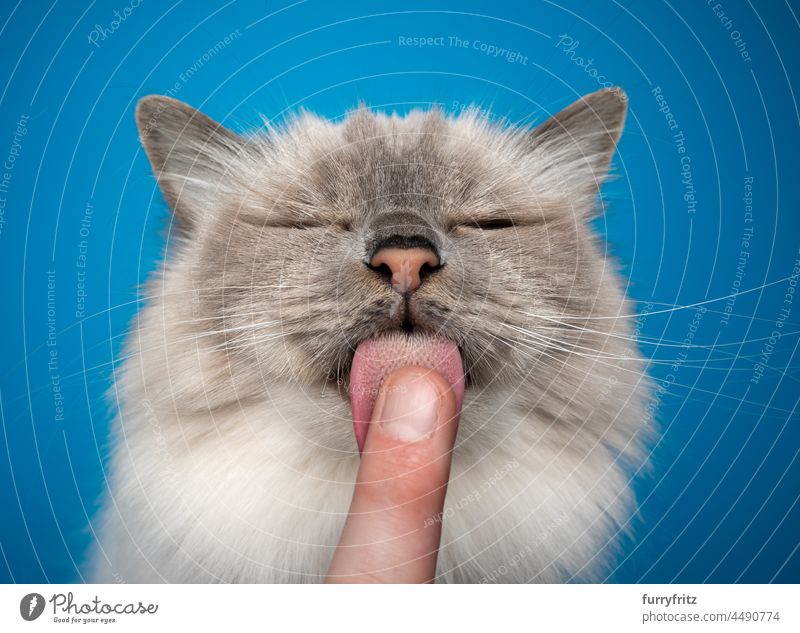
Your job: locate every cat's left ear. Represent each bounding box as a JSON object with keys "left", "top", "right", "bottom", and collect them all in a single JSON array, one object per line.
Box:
[
  {"left": 530, "top": 87, "right": 627, "bottom": 194},
  {"left": 136, "top": 95, "right": 245, "bottom": 232}
]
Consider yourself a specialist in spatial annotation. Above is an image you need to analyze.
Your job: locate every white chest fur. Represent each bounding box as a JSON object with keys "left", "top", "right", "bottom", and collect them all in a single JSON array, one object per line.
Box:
[{"left": 89, "top": 385, "right": 632, "bottom": 583}]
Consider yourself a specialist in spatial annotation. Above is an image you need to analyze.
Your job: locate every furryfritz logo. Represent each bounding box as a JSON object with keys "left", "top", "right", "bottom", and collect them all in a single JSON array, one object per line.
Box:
[{"left": 20, "top": 593, "right": 46, "bottom": 621}]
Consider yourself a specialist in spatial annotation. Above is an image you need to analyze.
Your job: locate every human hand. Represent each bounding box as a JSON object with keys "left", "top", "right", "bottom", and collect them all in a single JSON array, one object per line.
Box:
[{"left": 326, "top": 366, "right": 461, "bottom": 583}]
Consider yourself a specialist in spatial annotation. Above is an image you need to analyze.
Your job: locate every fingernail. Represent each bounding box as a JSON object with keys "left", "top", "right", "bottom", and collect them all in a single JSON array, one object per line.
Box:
[{"left": 374, "top": 371, "right": 441, "bottom": 442}]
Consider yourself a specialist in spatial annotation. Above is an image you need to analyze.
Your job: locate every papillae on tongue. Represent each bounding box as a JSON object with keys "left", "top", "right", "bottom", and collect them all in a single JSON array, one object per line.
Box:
[{"left": 349, "top": 333, "right": 465, "bottom": 454}]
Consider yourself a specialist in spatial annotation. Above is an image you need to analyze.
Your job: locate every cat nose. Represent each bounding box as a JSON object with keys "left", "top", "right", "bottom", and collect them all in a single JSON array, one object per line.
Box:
[{"left": 369, "top": 246, "right": 440, "bottom": 293}]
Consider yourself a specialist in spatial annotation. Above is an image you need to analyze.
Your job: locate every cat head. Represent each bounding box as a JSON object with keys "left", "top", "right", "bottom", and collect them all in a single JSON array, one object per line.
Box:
[{"left": 135, "top": 89, "right": 629, "bottom": 401}]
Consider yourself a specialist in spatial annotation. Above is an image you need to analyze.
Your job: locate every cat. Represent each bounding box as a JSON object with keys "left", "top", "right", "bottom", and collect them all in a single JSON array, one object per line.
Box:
[{"left": 87, "top": 87, "right": 654, "bottom": 583}]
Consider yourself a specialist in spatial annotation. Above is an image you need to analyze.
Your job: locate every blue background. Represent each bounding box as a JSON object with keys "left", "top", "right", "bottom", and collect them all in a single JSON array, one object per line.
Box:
[{"left": 1, "top": 0, "right": 798, "bottom": 583}]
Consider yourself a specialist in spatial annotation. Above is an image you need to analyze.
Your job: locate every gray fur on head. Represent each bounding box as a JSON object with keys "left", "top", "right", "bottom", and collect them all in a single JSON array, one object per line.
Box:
[{"left": 88, "top": 88, "right": 653, "bottom": 583}]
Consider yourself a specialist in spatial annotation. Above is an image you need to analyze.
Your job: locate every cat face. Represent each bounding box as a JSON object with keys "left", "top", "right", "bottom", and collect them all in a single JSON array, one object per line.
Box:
[{"left": 136, "top": 89, "right": 628, "bottom": 396}]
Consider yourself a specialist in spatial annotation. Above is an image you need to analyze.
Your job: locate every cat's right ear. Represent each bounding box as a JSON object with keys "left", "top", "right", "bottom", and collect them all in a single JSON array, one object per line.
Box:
[
  {"left": 136, "top": 95, "right": 244, "bottom": 232},
  {"left": 529, "top": 87, "right": 627, "bottom": 197}
]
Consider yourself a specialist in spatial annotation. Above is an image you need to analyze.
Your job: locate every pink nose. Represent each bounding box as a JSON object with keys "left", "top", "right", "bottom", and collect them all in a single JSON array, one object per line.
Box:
[{"left": 370, "top": 247, "right": 440, "bottom": 293}]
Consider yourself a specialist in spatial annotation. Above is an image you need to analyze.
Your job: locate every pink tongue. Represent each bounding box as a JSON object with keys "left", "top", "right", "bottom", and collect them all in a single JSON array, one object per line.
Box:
[{"left": 349, "top": 333, "right": 465, "bottom": 454}]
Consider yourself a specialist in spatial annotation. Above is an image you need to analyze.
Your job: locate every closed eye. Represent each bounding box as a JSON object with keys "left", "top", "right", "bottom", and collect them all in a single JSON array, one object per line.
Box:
[
  {"left": 471, "top": 218, "right": 515, "bottom": 230},
  {"left": 264, "top": 219, "right": 350, "bottom": 231}
]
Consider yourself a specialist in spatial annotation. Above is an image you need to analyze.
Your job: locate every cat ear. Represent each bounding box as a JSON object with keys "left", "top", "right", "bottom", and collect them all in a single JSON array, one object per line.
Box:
[
  {"left": 136, "top": 95, "right": 244, "bottom": 232},
  {"left": 530, "top": 87, "right": 627, "bottom": 195}
]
